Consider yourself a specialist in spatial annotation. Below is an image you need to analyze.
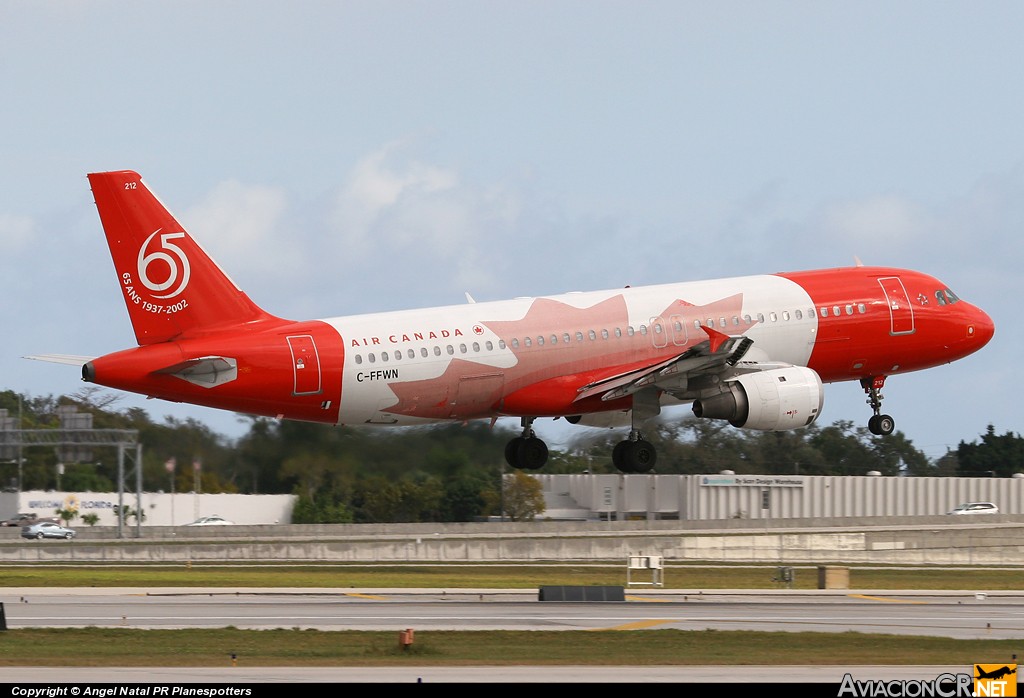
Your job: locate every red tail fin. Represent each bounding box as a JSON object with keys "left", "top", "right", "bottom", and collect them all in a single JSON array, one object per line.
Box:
[{"left": 88, "top": 170, "right": 281, "bottom": 345}]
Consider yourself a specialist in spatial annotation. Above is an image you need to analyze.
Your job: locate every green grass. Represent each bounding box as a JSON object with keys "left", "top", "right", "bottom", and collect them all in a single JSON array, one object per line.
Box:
[
  {"left": 0, "top": 628, "right": 1017, "bottom": 668},
  {"left": 1, "top": 562, "right": 1022, "bottom": 590}
]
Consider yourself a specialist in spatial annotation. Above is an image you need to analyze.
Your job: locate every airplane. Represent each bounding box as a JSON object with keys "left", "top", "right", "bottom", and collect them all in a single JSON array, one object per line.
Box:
[
  {"left": 975, "top": 665, "right": 1017, "bottom": 681},
  {"left": 28, "top": 170, "right": 995, "bottom": 474}
]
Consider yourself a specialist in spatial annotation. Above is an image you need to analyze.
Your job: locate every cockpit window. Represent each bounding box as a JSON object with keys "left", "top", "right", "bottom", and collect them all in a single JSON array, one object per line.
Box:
[
  {"left": 945, "top": 288, "right": 960, "bottom": 304},
  {"left": 935, "top": 290, "right": 948, "bottom": 306}
]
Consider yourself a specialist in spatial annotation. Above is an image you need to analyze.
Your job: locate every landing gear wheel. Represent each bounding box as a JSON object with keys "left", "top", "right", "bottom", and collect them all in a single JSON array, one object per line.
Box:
[
  {"left": 516, "top": 436, "right": 549, "bottom": 470},
  {"left": 869, "top": 414, "right": 895, "bottom": 436},
  {"left": 613, "top": 439, "right": 657, "bottom": 473},
  {"left": 625, "top": 439, "right": 657, "bottom": 473},
  {"left": 612, "top": 441, "right": 628, "bottom": 471},
  {"left": 504, "top": 431, "right": 549, "bottom": 470},
  {"left": 504, "top": 438, "right": 521, "bottom": 468}
]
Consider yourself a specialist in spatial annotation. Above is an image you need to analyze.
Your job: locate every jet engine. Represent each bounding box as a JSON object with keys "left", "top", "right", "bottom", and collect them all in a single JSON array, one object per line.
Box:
[{"left": 691, "top": 366, "right": 823, "bottom": 431}]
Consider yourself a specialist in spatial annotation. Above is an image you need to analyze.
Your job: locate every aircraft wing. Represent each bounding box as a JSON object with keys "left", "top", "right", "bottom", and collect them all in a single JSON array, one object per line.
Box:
[{"left": 575, "top": 326, "right": 754, "bottom": 403}]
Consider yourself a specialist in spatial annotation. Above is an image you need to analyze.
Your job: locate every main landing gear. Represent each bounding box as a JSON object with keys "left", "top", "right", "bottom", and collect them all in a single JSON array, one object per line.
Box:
[
  {"left": 503, "top": 417, "right": 658, "bottom": 474},
  {"left": 504, "top": 417, "right": 549, "bottom": 470},
  {"left": 612, "top": 430, "right": 657, "bottom": 473},
  {"left": 862, "top": 376, "right": 895, "bottom": 436}
]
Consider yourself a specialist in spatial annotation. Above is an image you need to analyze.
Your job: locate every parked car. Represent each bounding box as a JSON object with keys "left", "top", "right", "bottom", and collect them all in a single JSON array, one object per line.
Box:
[
  {"left": 2, "top": 513, "right": 60, "bottom": 527},
  {"left": 946, "top": 502, "right": 999, "bottom": 515},
  {"left": 184, "top": 515, "right": 234, "bottom": 526},
  {"left": 21, "top": 521, "right": 76, "bottom": 540}
]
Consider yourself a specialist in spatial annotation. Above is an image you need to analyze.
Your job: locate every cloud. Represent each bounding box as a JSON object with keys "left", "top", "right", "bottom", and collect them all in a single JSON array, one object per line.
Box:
[
  {"left": 819, "top": 194, "right": 930, "bottom": 250},
  {"left": 0, "top": 214, "right": 34, "bottom": 253},
  {"left": 180, "top": 179, "right": 293, "bottom": 279},
  {"left": 326, "top": 142, "right": 526, "bottom": 301},
  {"left": 330, "top": 142, "right": 460, "bottom": 251}
]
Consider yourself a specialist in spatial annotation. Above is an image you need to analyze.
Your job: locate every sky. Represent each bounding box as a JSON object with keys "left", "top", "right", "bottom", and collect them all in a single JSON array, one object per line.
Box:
[{"left": 1, "top": 1, "right": 1021, "bottom": 463}]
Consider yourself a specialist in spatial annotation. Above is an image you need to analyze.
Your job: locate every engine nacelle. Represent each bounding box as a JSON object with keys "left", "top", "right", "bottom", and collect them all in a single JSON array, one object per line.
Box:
[{"left": 691, "top": 366, "right": 823, "bottom": 431}]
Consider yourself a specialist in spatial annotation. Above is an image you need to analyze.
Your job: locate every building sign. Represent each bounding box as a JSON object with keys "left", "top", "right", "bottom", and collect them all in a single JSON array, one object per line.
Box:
[{"left": 700, "top": 475, "right": 805, "bottom": 488}]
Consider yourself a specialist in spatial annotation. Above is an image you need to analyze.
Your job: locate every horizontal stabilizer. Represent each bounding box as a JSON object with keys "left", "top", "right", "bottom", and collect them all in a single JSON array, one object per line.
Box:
[{"left": 23, "top": 354, "right": 94, "bottom": 366}]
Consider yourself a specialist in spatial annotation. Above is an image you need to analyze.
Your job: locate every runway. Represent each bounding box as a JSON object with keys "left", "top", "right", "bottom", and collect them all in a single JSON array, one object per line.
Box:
[
  {"left": 3, "top": 587, "right": 1022, "bottom": 639},
  {"left": 2, "top": 587, "right": 1016, "bottom": 684},
  {"left": 0, "top": 664, "right": 982, "bottom": 684}
]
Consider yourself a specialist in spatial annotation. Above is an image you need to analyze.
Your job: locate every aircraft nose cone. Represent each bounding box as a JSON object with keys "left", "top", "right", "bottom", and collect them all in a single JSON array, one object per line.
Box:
[{"left": 968, "top": 305, "right": 995, "bottom": 347}]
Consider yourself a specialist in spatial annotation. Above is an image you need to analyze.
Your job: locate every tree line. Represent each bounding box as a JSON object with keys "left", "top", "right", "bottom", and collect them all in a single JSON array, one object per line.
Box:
[{"left": 1, "top": 388, "right": 1020, "bottom": 523}]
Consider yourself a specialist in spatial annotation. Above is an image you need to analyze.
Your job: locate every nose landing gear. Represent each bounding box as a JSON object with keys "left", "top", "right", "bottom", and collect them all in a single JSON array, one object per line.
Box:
[{"left": 862, "top": 376, "right": 895, "bottom": 436}]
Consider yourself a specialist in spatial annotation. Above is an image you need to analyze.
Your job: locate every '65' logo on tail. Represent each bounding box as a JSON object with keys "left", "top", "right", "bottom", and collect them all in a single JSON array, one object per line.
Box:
[{"left": 138, "top": 230, "right": 191, "bottom": 299}]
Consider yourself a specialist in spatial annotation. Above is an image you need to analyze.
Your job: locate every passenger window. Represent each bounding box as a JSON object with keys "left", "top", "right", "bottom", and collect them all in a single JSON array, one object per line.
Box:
[
  {"left": 820, "top": 307, "right": 828, "bottom": 317},
  {"left": 627, "top": 326, "right": 635, "bottom": 336},
  {"left": 355, "top": 355, "right": 363, "bottom": 365},
  {"left": 782, "top": 311, "right": 790, "bottom": 321},
  {"left": 588, "top": 330, "right": 596, "bottom": 340},
  {"left": 459, "top": 344, "right": 467, "bottom": 353},
  {"left": 407, "top": 349, "right": 415, "bottom": 359},
  {"left": 368, "top": 353, "right": 376, "bottom": 363},
  {"left": 536, "top": 336, "right": 544, "bottom": 346},
  {"left": 732, "top": 316, "right": 740, "bottom": 326},
  {"left": 757, "top": 313, "right": 765, "bottom": 323},
  {"left": 858, "top": 303, "right": 866, "bottom": 314},
  {"left": 563, "top": 333, "right": 571, "bottom": 343},
  {"left": 575, "top": 331, "right": 584, "bottom": 342},
  {"left": 512, "top": 339, "right": 520, "bottom": 348},
  {"left": 394, "top": 351, "right": 402, "bottom": 360},
  {"left": 498, "top": 340, "right": 506, "bottom": 350},
  {"left": 616, "top": 327, "right": 623, "bottom": 337},
  {"left": 473, "top": 342, "right": 480, "bottom": 352},
  {"left": 551, "top": 334, "right": 558, "bottom": 344},
  {"left": 794, "top": 309, "right": 802, "bottom": 320},
  {"left": 433, "top": 346, "right": 441, "bottom": 356},
  {"left": 769, "top": 312, "right": 777, "bottom": 322},
  {"left": 524, "top": 337, "right": 532, "bottom": 347},
  {"left": 639, "top": 325, "right": 648, "bottom": 335},
  {"left": 486, "top": 341, "right": 493, "bottom": 351},
  {"left": 707, "top": 319, "right": 715, "bottom": 328},
  {"left": 381, "top": 352, "right": 389, "bottom": 362},
  {"left": 601, "top": 329, "right": 609, "bottom": 339},
  {"left": 833, "top": 306, "right": 840, "bottom": 316},
  {"left": 446, "top": 345, "right": 454, "bottom": 355},
  {"left": 743, "top": 314, "right": 752, "bottom": 324},
  {"left": 421, "top": 348, "right": 429, "bottom": 357},
  {"left": 845, "top": 305, "right": 853, "bottom": 315}
]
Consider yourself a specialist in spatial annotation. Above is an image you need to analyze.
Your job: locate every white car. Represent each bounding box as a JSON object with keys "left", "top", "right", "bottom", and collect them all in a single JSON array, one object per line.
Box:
[
  {"left": 946, "top": 502, "right": 999, "bottom": 515},
  {"left": 184, "top": 515, "right": 234, "bottom": 526}
]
